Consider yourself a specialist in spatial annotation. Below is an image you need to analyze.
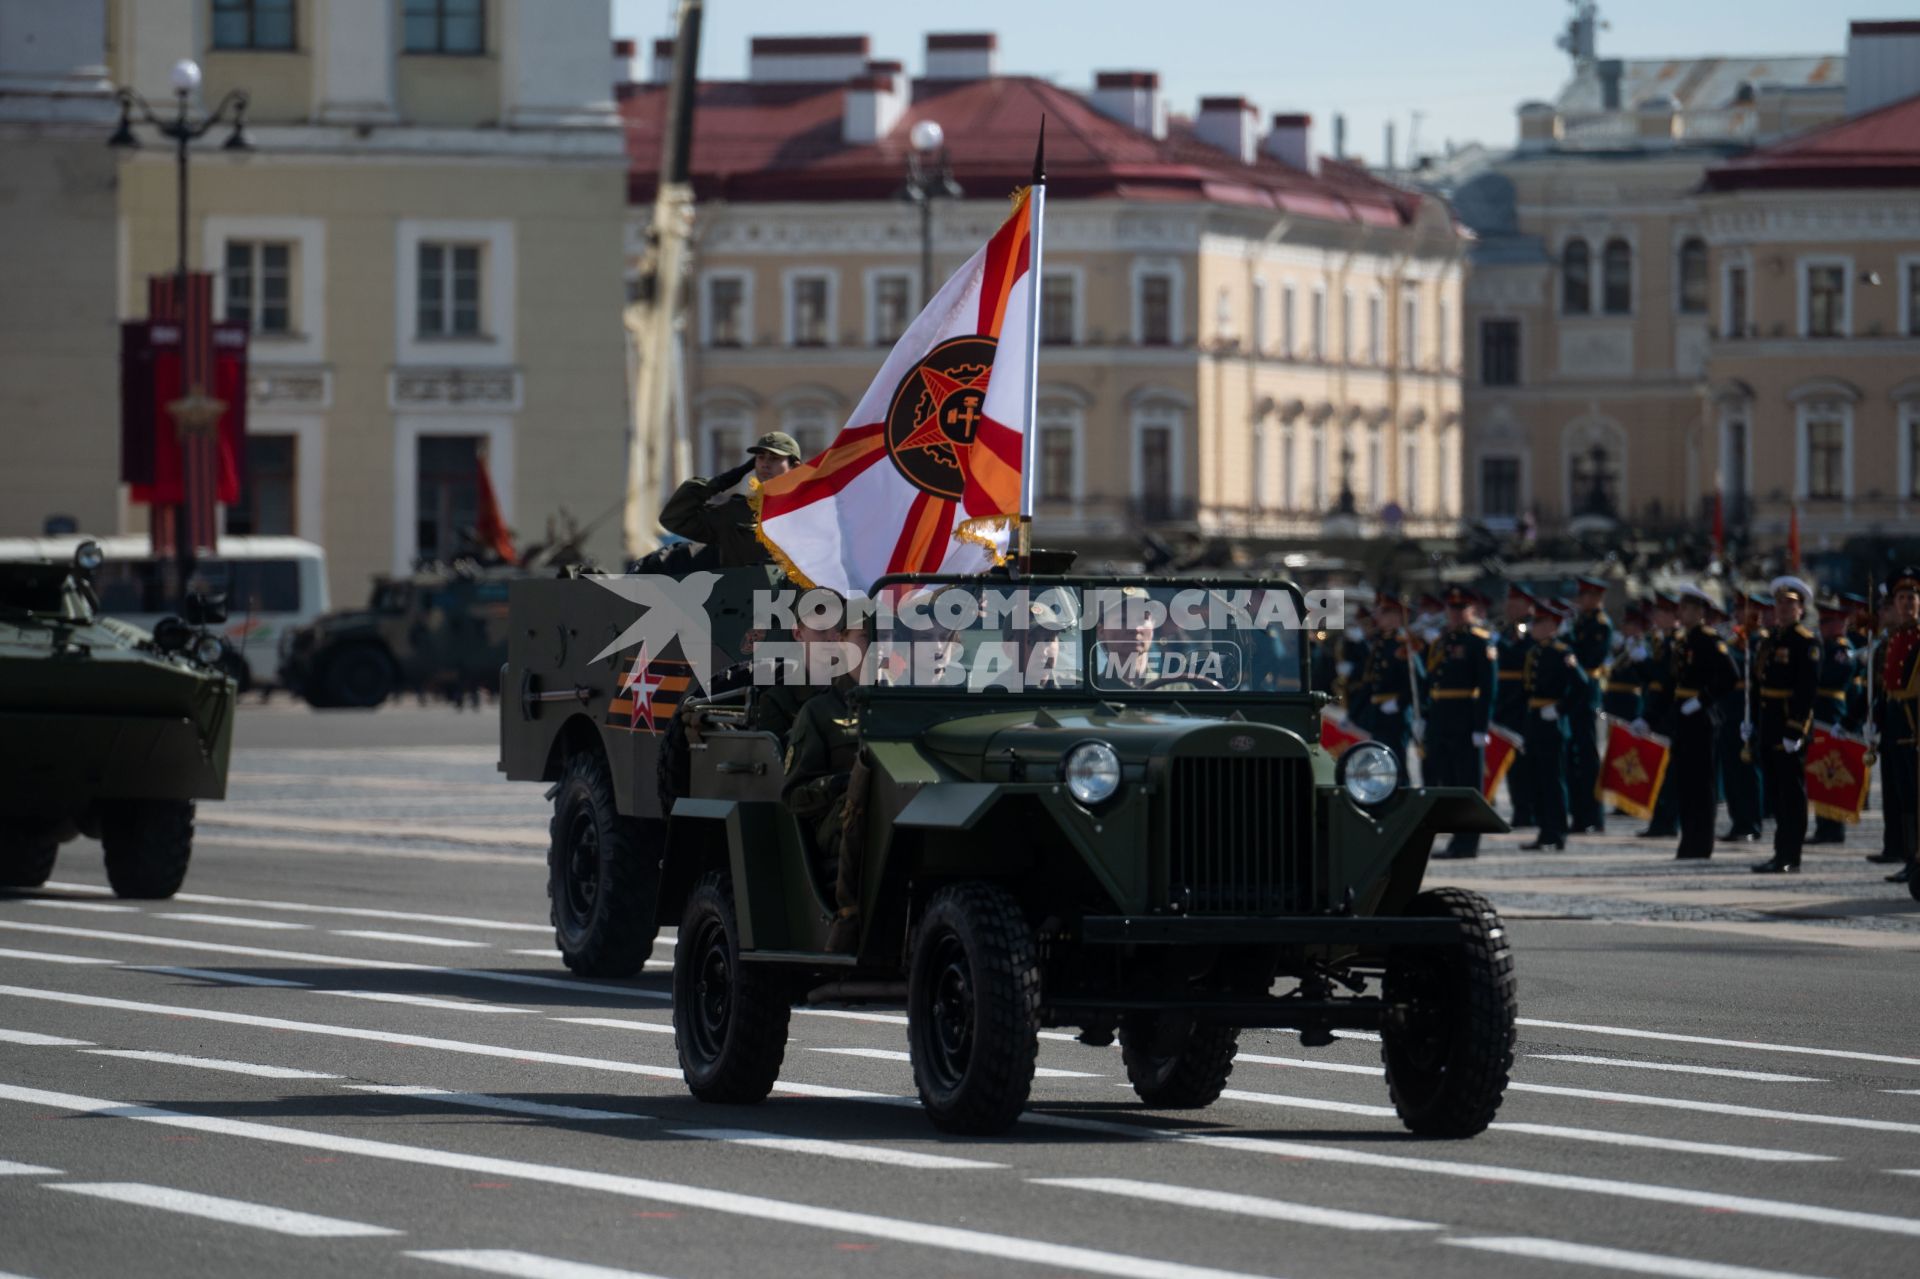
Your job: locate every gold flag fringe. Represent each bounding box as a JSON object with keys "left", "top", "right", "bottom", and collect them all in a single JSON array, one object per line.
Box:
[{"left": 747, "top": 478, "right": 820, "bottom": 591}]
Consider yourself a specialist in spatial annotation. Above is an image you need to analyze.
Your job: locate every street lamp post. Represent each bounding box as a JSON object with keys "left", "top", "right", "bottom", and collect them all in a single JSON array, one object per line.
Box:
[
  {"left": 901, "top": 119, "right": 962, "bottom": 304},
  {"left": 109, "top": 58, "right": 251, "bottom": 604}
]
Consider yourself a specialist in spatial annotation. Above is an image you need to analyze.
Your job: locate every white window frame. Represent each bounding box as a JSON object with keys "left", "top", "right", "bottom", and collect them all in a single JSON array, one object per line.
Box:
[
  {"left": 1403, "top": 436, "right": 1419, "bottom": 513},
  {"left": 1559, "top": 236, "right": 1593, "bottom": 316},
  {"left": 1130, "top": 400, "right": 1185, "bottom": 505},
  {"left": 783, "top": 269, "right": 838, "bottom": 348},
  {"left": 861, "top": 267, "right": 916, "bottom": 348},
  {"left": 1038, "top": 266, "right": 1084, "bottom": 347},
  {"left": 391, "top": 415, "right": 514, "bottom": 575},
  {"left": 1035, "top": 398, "right": 1085, "bottom": 508},
  {"left": 1898, "top": 253, "right": 1920, "bottom": 339},
  {"left": 1675, "top": 235, "right": 1710, "bottom": 316},
  {"left": 779, "top": 399, "right": 839, "bottom": 463},
  {"left": 1251, "top": 277, "right": 1269, "bottom": 355},
  {"left": 699, "top": 269, "right": 755, "bottom": 348},
  {"left": 1130, "top": 258, "right": 1184, "bottom": 346},
  {"left": 1366, "top": 290, "right": 1383, "bottom": 365},
  {"left": 1796, "top": 255, "right": 1853, "bottom": 339},
  {"left": 1719, "top": 254, "right": 1753, "bottom": 340},
  {"left": 204, "top": 215, "right": 326, "bottom": 364},
  {"left": 1795, "top": 401, "right": 1854, "bottom": 501},
  {"left": 1476, "top": 450, "right": 1525, "bottom": 526},
  {"left": 698, "top": 400, "right": 755, "bottom": 475},
  {"left": 1898, "top": 401, "right": 1920, "bottom": 501},
  {"left": 1280, "top": 283, "right": 1297, "bottom": 357},
  {"left": 395, "top": 219, "right": 515, "bottom": 367},
  {"left": 250, "top": 412, "right": 326, "bottom": 546},
  {"left": 1717, "top": 404, "right": 1755, "bottom": 502},
  {"left": 1400, "top": 283, "right": 1420, "bottom": 370},
  {"left": 1310, "top": 286, "right": 1327, "bottom": 361}
]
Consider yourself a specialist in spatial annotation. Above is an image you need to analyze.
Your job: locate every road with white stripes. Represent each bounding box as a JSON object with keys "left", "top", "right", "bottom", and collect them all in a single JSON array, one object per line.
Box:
[{"left": 2, "top": 705, "right": 1917, "bottom": 1279}]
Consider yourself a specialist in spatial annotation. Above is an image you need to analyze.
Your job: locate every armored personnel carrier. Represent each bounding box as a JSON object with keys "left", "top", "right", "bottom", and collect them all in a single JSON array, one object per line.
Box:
[
  {"left": 0, "top": 543, "right": 235, "bottom": 897},
  {"left": 499, "top": 563, "right": 1514, "bottom": 1135}
]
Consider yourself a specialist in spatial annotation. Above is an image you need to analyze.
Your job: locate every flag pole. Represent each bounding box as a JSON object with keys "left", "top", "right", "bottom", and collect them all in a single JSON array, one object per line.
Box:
[{"left": 1017, "top": 119, "right": 1047, "bottom": 575}]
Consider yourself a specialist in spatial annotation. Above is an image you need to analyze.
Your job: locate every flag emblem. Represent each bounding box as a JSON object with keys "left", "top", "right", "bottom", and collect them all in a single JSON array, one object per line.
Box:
[
  {"left": 886, "top": 336, "right": 1000, "bottom": 500},
  {"left": 1608, "top": 748, "right": 1650, "bottom": 788}
]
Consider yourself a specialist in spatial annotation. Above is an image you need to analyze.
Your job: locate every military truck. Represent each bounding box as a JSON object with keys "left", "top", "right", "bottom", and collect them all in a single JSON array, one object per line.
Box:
[
  {"left": 499, "top": 564, "right": 1514, "bottom": 1136},
  {"left": 1, "top": 543, "right": 235, "bottom": 897}
]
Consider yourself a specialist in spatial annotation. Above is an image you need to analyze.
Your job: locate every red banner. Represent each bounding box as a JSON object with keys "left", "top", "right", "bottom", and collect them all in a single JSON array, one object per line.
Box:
[
  {"left": 1805, "top": 726, "right": 1872, "bottom": 824},
  {"left": 1320, "top": 708, "right": 1371, "bottom": 757},
  {"left": 1597, "top": 715, "right": 1671, "bottom": 821},
  {"left": 1483, "top": 724, "right": 1523, "bottom": 804}
]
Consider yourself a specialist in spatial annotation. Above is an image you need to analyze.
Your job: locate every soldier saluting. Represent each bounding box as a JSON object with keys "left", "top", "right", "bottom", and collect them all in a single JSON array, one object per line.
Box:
[
  {"left": 1424, "top": 585, "right": 1497, "bottom": 860},
  {"left": 660, "top": 432, "right": 802, "bottom": 566},
  {"left": 1670, "top": 585, "right": 1738, "bottom": 860},
  {"left": 1752, "top": 577, "right": 1819, "bottom": 873}
]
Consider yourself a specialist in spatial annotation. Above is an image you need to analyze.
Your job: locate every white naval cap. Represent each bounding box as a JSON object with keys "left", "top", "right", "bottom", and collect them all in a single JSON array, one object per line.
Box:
[{"left": 1768, "top": 575, "right": 1814, "bottom": 603}]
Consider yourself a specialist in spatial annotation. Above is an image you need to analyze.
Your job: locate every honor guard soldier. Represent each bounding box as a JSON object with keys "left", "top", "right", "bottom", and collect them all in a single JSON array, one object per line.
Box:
[
  {"left": 660, "top": 432, "right": 803, "bottom": 567},
  {"left": 1495, "top": 586, "right": 1538, "bottom": 827},
  {"left": 1605, "top": 605, "right": 1648, "bottom": 723},
  {"left": 1670, "top": 585, "right": 1739, "bottom": 859},
  {"left": 1568, "top": 576, "right": 1614, "bottom": 833},
  {"left": 1752, "top": 578, "right": 1820, "bottom": 873},
  {"left": 1720, "top": 590, "right": 1766, "bottom": 842},
  {"left": 1807, "top": 592, "right": 1861, "bottom": 846},
  {"left": 1425, "top": 586, "right": 1498, "bottom": 860},
  {"left": 1873, "top": 567, "right": 1920, "bottom": 886},
  {"left": 1335, "top": 605, "right": 1371, "bottom": 725},
  {"left": 1357, "top": 593, "right": 1417, "bottom": 767},
  {"left": 1634, "top": 593, "right": 1682, "bottom": 838},
  {"left": 1520, "top": 599, "right": 1588, "bottom": 850}
]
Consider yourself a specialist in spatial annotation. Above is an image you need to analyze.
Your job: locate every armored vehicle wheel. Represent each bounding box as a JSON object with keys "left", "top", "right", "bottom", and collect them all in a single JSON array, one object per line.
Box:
[
  {"left": 0, "top": 832, "right": 59, "bottom": 889},
  {"left": 1119, "top": 1013, "right": 1238, "bottom": 1109},
  {"left": 907, "top": 882, "right": 1040, "bottom": 1135},
  {"left": 322, "top": 644, "right": 395, "bottom": 708},
  {"left": 1381, "top": 888, "right": 1516, "bottom": 1138},
  {"left": 547, "top": 749, "right": 660, "bottom": 977},
  {"left": 672, "top": 872, "right": 790, "bottom": 1103},
  {"left": 1910, "top": 872, "right": 1919, "bottom": 904},
  {"left": 100, "top": 800, "right": 194, "bottom": 899}
]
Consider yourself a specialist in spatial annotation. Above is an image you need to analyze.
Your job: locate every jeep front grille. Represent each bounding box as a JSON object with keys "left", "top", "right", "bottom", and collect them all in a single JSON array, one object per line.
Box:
[{"left": 1167, "top": 755, "right": 1315, "bottom": 913}]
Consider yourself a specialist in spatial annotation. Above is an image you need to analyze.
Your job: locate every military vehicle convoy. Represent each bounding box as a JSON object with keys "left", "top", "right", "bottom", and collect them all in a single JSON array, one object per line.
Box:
[
  {"left": 0, "top": 543, "right": 235, "bottom": 897},
  {"left": 498, "top": 562, "right": 1515, "bottom": 1136}
]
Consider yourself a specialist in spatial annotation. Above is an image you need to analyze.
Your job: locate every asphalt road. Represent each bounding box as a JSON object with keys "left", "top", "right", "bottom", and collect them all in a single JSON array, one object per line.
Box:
[{"left": 3, "top": 703, "right": 1918, "bottom": 1279}]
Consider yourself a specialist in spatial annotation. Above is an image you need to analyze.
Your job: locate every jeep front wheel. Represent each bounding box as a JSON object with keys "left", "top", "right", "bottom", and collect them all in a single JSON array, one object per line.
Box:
[
  {"left": 322, "top": 644, "right": 395, "bottom": 708},
  {"left": 906, "top": 882, "right": 1040, "bottom": 1135},
  {"left": 1119, "top": 1012, "right": 1238, "bottom": 1109},
  {"left": 547, "top": 747, "right": 660, "bottom": 977},
  {"left": 672, "top": 872, "right": 790, "bottom": 1103},
  {"left": 100, "top": 800, "right": 194, "bottom": 899},
  {"left": 0, "top": 829, "right": 60, "bottom": 889},
  {"left": 1380, "top": 887, "right": 1516, "bottom": 1138}
]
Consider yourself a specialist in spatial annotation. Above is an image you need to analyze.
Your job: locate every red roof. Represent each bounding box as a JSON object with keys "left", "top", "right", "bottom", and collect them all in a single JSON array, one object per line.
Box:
[
  {"left": 1704, "top": 90, "right": 1920, "bottom": 191},
  {"left": 621, "top": 73, "right": 1425, "bottom": 226}
]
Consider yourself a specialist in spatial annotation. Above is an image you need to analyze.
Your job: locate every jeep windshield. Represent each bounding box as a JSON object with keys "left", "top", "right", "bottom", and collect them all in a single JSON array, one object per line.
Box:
[{"left": 863, "top": 579, "right": 1310, "bottom": 696}]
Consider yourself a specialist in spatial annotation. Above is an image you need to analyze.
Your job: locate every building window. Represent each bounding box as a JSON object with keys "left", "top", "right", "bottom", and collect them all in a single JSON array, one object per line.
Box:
[
  {"left": 1403, "top": 439, "right": 1419, "bottom": 513},
  {"left": 416, "top": 243, "right": 481, "bottom": 337},
  {"left": 1310, "top": 288, "right": 1327, "bottom": 360},
  {"left": 1725, "top": 264, "right": 1750, "bottom": 338},
  {"left": 1279, "top": 429, "right": 1295, "bottom": 510},
  {"left": 1803, "top": 409, "right": 1847, "bottom": 500},
  {"left": 1906, "top": 262, "right": 1920, "bottom": 337},
  {"left": 781, "top": 403, "right": 834, "bottom": 461},
  {"left": 1281, "top": 284, "right": 1297, "bottom": 357},
  {"left": 870, "top": 273, "right": 912, "bottom": 346},
  {"left": 1678, "top": 238, "right": 1709, "bottom": 314},
  {"left": 1480, "top": 319, "right": 1519, "bottom": 386},
  {"left": 1366, "top": 430, "right": 1384, "bottom": 507},
  {"left": 1803, "top": 262, "right": 1847, "bottom": 338},
  {"left": 1562, "top": 240, "right": 1591, "bottom": 314},
  {"left": 704, "top": 275, "right": 746, "bottom": 347},
  {"left": 788, "top": 274, "right": 832, "bottom": 347},
  {"left": 212, "top": 0, "right": 295, "bottom": 50},
  {"left": 1038, "top": 412, "right": 1077, "bottom": 504},
  {"left": 1137, "top": 423, "right": 1174, "bottom": 520},
  {"left": 1251, "top": 278, "right": 1268, "bottom": 354},
  {"left": 1139, "top": 273, "right": 1173, "bottom": 345},
  {"left": 1401, "top": 284, "right": 1420, "bottom": 368},
  {"left": 223, "top": 434, "right": 297, "bottom": 536},
  {"left": 415, "top": 436, "right": 482, "bottom": 561},
  {"left": 403, "top": 0, "right": 484, "bottom": 54},
  {"left": 224, "top": 240, "right": 292, "bottom": 335},
  {"left": 704, "top": 412, "right": 748, "bottom": 475},
  {"left": 1906, "top": 409, "right": 1920, "bottom": 500},
  {"left": 1602, "top": 238, "right": 1632, "bottom": 315},
  {"left": 1481, "top": 456, "right": 1520, "bottom": 520},
  {"left": 1310, "top": 431, "right": 1326, "bottom": 509},
  {"left": 1041, "top": 274, "right": 1075, "bottom": 346}
]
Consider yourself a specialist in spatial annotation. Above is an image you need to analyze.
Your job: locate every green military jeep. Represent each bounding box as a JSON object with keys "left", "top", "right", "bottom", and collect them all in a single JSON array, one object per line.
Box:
[{"left": 499, "top": 565, "right": 1515, "bottom": 1136}]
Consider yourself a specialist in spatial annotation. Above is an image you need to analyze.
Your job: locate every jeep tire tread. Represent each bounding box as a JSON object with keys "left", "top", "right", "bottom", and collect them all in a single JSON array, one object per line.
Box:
[
  {"left": 100, "top": 800, "right": 194, "bottom": 899},
  {"left": 547, "top": 747, "right": 660, "bottom": 977},
  {"left": 1381, "top": 887, "right": 1517, "bottom": 1138},
  {"left": 672, "top": 872, "right": 791, "bottom": 1104},
  {"left": 907, "top": 882, "right": 1041, "bottom": 1135},
  {"left": 321, "top": 644, "right": 395, "bottom": 708},
  {"left": 0, "top": 832, "right": 60, "bottom": 889},
  {"left": 1119, "top": 1013, "right": 1239, "bottom": 1109}
]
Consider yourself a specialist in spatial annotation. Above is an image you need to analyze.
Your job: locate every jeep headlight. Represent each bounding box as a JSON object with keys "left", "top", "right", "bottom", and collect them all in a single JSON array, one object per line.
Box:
[
  {"left": 193, "top": 634, "right": 226, "bottom": 667},
  {"left": 1339, "top": 742, "right": 1399, "bottom": 807},
  {"left": 1062, "top": 740, "right": 1121, "bottom": 805}
]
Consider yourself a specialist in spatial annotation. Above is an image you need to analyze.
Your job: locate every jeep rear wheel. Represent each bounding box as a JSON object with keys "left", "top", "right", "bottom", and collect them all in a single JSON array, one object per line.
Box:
[
  {"left": 100, "top": 800, "right": 193, "bottom": 899},
  {"left": 0, "top": 830, "right": 59, "bottom": 889},
  {"left": 1119, "top": 1012, "right": 1238, "bottom": 1109},
  {"left": 907, "top": 882, "right": 1040, "bottom": 1135},
  {"left": 547, "top": 747, "right": 660, "bottom": 977},
  {"left": 322, "top": 644, "right": 395, "bottom": 708},
  {"left": 1381, "top": 888, "right": 1516, "bottom": 1138},
  {"left": 672, "top": 872, "right": 790, "bottom": 1103}
]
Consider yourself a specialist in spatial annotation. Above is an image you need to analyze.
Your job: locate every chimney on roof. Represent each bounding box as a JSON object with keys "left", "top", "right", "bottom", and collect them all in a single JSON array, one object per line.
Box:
[
  {"left": 614, "top": 39, "right": 638, "bottom": 86},
  {"left": 1516, "top": 100, "right": 1561, "bottom": 152},
  {"left": 1598, "top": 58, "right": 1624, "bottom": 112},
  {"left": 750, "top": 35, "right": 871, "bottom": 83},
  {"left": 844, "top": 64, "right": 907, "bottom": 145},
  {"left": 1262, "top": 113, "right": 1315, "bottom": 173},
  {"left": 1195, "top": 96, "right": 1258, "bottom": 164},
  {"left": 1636, "top": 93, "right": 1677, "bottom": 147},
  {"left": 1088, "top": 70, "right": 1165, "bottom": 139},
  {"left": 1333, "top": 113, "right": 1346, "bottom": 160},
  {"left": 1847, "top": 20, "right": 1920, "bottom": 117},
  {"left": 925, "top": 32, "right": 997, "bottom": 80},
  {"left": 651, "top": 39, "right": 676, "bottom": 84}
]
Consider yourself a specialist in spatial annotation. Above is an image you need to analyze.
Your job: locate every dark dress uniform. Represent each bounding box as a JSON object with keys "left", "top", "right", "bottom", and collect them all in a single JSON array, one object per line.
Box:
[
  {"left": 1754, "top": 618, "right": 1818, "bottom": 869},
  {"left": 1638, "top": 623, "right": 1681, "bottom": 838},
  {"left": 1568, "top": 603, "right": 1614, "bottom": 832},
  {"left": 1875, "top": 608, "right": 1920, "bottom": 875},
  {"left": 1719, "top": 626, "right": 1765, "bottom": 840},
  {"left": 1602, "top": 630, "right": 1644, "bottom": 723},
  {"left": 783, "top": 676, "right": 862, "bottom": 922},
  {"left": 1337, "top": 630, "right": 1372, "bottom": 728},
  {"left": 1358, "top": 628, "right": 1418, "bottom": 767},
  {"left": 1808, "top": 628, "right": 1859, "bottom": 845},
  {"left": 1671, "top": 621, "right": 1738, "bottom": 858},
  {"left": 1495, "top": 622, "right": 1537, "bottom": 826},
  {"left": 1424, "top": 618, "right": 1497, "bottom": 858},
  {"left": 1522, "top": 626, "right": 1588, "bottom": 848}
]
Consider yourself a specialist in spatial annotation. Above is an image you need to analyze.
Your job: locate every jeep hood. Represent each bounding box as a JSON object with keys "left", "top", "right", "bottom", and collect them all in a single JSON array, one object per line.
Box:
[{"left": 918, "top": 706, "right": 1310, "bottom": 782}]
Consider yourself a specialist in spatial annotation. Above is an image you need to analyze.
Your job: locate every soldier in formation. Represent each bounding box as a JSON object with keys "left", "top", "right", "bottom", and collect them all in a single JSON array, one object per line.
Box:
[
  {"left": 1567, "top": 577, "right": 1613, "bottom": 834},
  {"left": 1719, "top": 590, "right": 1765, "bottom": 843},
  {"left": 1519, "top": 599, "right": 1589, "bottom": 851},
  {"left": 1355, "top": 594, "right": 1417, "bottom": 770},
  {"left": 1807, "top": 592, "right": 1863, "bottom": 847},
  {"left": 1422, "top": 585, "right": 1497, "bottom": 860},
  {"left": 1874, "top": 567, "right": 1920, "bottom": 886},
  {"left": 1751, "top": 577, "right": 1819, "bottom": 874},
  {"left": 1669, "top": 586, "right": 1739, "bottom": 860},
  {"left": 1634, "top": 593, "right": 1682, "bottom": 840},
  {"left": 1495, "top": 587, "right": 1537, "bottom": 828}
]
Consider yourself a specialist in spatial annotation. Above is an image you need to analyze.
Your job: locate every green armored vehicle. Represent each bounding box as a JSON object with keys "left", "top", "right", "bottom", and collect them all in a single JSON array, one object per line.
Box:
[
  {"left": 1, "top": 543, "right": 235, "bottom": 897},
  {"left": 499, "top": 564, "right": 1514, "bottom": 1135}
]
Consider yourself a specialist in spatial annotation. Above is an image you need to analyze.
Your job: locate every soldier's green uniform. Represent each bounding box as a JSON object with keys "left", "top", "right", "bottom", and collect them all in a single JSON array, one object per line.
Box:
[
  {"left": 660, "top": 432, "right": 802, "bottom": 567},
  {"left": 752, "top": 678, "right": 818, "bottom": 744},
  {"left": 782, "top": 674, "right": 867, "bottom": 949}
]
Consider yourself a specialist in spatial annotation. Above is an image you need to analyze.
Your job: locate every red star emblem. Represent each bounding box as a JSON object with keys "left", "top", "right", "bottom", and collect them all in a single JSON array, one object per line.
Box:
[{"left": 618, "top": 644, "right": 666, "bottom": 731}]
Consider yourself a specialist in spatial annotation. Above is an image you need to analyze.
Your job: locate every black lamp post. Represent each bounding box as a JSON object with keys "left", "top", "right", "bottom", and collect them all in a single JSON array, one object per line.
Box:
[
  {"left": 109, "top": 58, "right": 251, "bottom": 604},
  {"left": 900, "top": 118, "right": 962, "bottom": 303}
]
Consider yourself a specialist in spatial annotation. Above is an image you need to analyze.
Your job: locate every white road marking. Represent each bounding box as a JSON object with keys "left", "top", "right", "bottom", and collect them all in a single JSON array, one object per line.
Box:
[
  {"left": 0, "top": 947, "right": 118, "bottom": 966},
  {"left": 1517, "top": 1016, "right": 1920, "bottom": 1069},
  {"left": 25, "top": 900, "right": 139, "bottom": 913},
  {"left": 332, "top": 929, "right": 490, "bottom": 949},
  {"left": 670, "top": 1126, "right": 1005, "bottom": 1170},
  {"left": 0, "top": 1028, "right": 92, "bottom": 1047},
  {"left": 0, "top": 1084, "right": 1289, "bottom": 1279},
  {"left": 1527, "top": 1054, "right": 1825, "bottom": 1083},
  {"left": 1508, "top": 1081, "right": 1920, "bottom": 1136},
  {"left": 1236, "top": 1052, "right": 1383, "bottom": 1076},
  {"left": 1442, "top": 1235, "right": 1843, "bottom": 1279},
  {"left": 814, "top": 1046, "right": 1099, "bottom": 1078},
  {"left": 410, "top": 1250, "right": 676, "bottom": 1279},
  {"left": 794, "top": 1007, "right": 909, "bottom": 1026},
  {"left": 316, "top": 991, "right": 533, "bottom": 1015},
  {"left": 345, "top": 1086, "right": 650, "bottom": 1123},
  {"left": 1035, "top": 1177, "right": 1439, "bottom": 1231},
  {"left": 0, "top": 1159, "right": 61, "bottom": 1175},
  {"left": 81, "top": 1050, "right": 342, "bottom": 1080},
  {"left": 510, "top": 949, "right": 562, "bottom": 958},
  {"left": 156, "top": 913, "right": 312, "bottom": 931},
  {"left": 44, "top": 881, "right": 553, "bottom": 933},
  {"left": 47, "top": 1181, "right": 398, "bottom": 1238},
  {"left": 556, "top": 1017, "right": 674, "bottom": 1035},
  {"left": 1885, "top": 1089, "right": 1920, "bottom": 1096},
  {"left": 1217, "top": 1089, "right": 1395, "bottom": 1117},
  {"left": 128, "top": 966, "right": 311, "bottom": 988}
]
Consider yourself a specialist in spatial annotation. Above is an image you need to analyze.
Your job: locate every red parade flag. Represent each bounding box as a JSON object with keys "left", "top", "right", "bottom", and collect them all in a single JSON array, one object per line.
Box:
[
  {"left": 474, "top": 452, "right": 518, "bottom": 565},
  {"left": 1804, "top": 726, "right": 1872, "bottom": 824},
  {"left": 1320, "top": 708, "right": 1372, "bottom": 757},
  {"left": 1482, "top": 723, "right": 1523, "bottom": 804},
  {"left": 1596, "top": 714, "right": 1671, "bottom": 820}
]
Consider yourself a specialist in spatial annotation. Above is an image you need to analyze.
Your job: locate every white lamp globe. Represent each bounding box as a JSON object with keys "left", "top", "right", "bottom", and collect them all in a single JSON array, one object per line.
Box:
[
  {"left": 170, "top": 58, "right": 202, "bottom": 93},
  {"left": 909, "top": 119, "right": 945, "bottom": 154}
]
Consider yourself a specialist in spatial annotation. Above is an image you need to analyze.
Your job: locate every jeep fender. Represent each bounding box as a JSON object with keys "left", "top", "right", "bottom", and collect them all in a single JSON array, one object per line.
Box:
[{"left": 1331, "top": 786, "right": 1507, "bottom": 917}]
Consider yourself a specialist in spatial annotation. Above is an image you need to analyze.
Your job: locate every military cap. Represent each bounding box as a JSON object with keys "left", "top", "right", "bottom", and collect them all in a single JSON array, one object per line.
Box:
[
  {"left": 1623, "top": 605, "right": 1647, "bottom": 626},
  {"left": 1887, "top": 566, "right": 1920, "bottom": 596},
  {"left": 1530, "top": 597, "right": 1566, "bottom": 622},
  {"left": 1839, "top": 590, "right": 1871, "bottom": 617},
  {"left": 1505, "top": 584, "right": 1533, "bottom": 606},
  {"left": 1674, "top": 584, "right": 1715, "bottom": 608},
  {"left": 1418, "top": 592, "right": 1445, "bottom": 613},
  {"left": 1443, "top": 584, "right": 1481, "bottom": 609},
  {"left": 748, "top": 431, "right": 804, "bottom": 461},
  {"left": 1374, "top": 592, "right": 1404, "bottom": 613},
  {"left": 1652, "top": 591, "right": 1678, "bottom": 609},
  {"left": 1769, "top": 575, "right": 1813, "bottom": 604},
  {"left": 1575, "top": 575, "right": 1608, "bottom": 596}
]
